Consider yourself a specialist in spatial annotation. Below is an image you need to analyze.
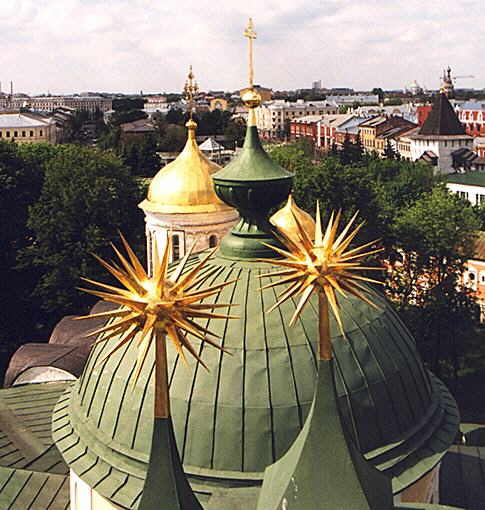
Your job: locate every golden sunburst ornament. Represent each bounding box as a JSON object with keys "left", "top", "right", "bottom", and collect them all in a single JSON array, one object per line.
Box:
[
  {"left": 261, "top": 204, "right": 383, "bottom": 360},
  {"left": 77, "top": 234, "right": 236, "bottom": 418}
]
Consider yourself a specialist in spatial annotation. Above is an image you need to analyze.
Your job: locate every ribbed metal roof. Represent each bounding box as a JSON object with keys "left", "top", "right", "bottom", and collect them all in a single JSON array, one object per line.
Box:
[
  {"left": 53, "top": 254, "right": 459, "bottom": 508},
  {"left": 0, "top": 382, "right": 70, "bottom": 509}
]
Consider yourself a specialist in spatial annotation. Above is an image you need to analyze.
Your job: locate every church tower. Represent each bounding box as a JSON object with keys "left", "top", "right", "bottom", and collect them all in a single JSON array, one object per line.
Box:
[{"left": 138, "top": 67, "right": 238, "bottom": 273}]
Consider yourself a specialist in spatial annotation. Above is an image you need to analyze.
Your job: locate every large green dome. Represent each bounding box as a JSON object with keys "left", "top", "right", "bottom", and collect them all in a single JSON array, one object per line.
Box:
[{"left": 53, "top": 124, "right": 459, "bottom": 510}]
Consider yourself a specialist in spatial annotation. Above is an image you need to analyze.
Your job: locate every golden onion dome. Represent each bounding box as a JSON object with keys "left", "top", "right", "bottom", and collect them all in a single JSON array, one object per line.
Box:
[
  {"left": 270, "top": 194, "right": 315, "bottom": 241},
  {"left": 139, "top": 119, "right": 231, "bottom": 214}
]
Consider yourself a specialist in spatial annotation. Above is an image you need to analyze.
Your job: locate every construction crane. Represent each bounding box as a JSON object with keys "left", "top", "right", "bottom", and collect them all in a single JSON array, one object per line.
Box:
[{"left": 454, "top": 75, "right": 475, "bottom": 82}]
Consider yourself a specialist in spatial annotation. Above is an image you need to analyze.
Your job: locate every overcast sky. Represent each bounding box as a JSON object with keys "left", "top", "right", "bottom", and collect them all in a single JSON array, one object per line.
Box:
[{"left": 1, "top": 0, "right": 482, "bottom": 95}]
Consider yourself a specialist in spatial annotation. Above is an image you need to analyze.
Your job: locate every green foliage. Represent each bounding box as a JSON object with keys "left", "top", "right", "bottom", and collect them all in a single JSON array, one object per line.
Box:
[
  {"left": 0, "top": 142, "right": 59, "bottom": 349},
  {"left": 20, "top": 145, "right": 144, "bottom": 327},
  {"left": 224, "top": 119, "right": 246, "bottom": 148},
  {"left": 158, "top": 124, "right": 186, "bottom": 152},
  {"left": 112, "top": 98, "right": 146, "bottom": 111},
  {"left": 110, "top": 109, "right": 147, "bottom": 127},
  {"left": 121, "top": 135, "right": 161, "bottom": 177},
  {"left": 273, "top": 143, "right": 481, "bottom": 376}
]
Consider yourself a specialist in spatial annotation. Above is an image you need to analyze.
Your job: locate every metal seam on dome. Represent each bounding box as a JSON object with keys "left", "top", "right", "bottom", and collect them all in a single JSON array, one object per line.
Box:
[
  {"left": 95, "top": 335, "right": 132, "bottom": 429},
  {"left": 258, "top": 267, "right": 276, "bottom": 463},
  {"left": 80, "top": 331, "right": 112, "bottom": 407},
  {"left": 130, "top": 362, "right": 154, "bottom": 450},
  {"left": 210, "top": 266, "right": 240, "bottom": 470},
  {"left": 359, "top": 314, "right": 405, "bottom": 436},
  {"left": 339, "top": 300, "right": 390, "bottom": 445},
  {"left": 269, "top": 271, "right": 304, "bottom": 430},
  {"left": 337, "top": 302, "right": 382, "bottom": 444},
  {"left": 381, "top": 313, "right": 431, "bottom": 414},
  {"left": 241, "top": 268, "right": 250, "bottom": 472},
  {"left": 373, "top": 314, "right": 423, "bottom": 426},
  {"left": 111, "top": 348, "right": 138, "bottom": 440},
  {"left": 180, "top": 264, "right": 225, "bottom": 462}
]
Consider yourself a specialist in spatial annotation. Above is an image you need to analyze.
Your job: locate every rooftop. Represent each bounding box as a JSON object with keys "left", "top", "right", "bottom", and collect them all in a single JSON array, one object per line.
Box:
[
  {"left": 419, "top": 94, "right": 467, "bottom": 136},
  {"left": 0, "top": 113, "right": 50, "bottom": 128},
  {"left": 446, "top": 173, "right": 485, "bottom": 187}
]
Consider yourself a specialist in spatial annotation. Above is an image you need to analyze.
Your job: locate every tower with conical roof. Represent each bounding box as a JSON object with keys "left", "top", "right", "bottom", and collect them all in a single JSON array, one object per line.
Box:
[
  {"left": 53, "top": 18, "right": 459, "bottom": 510},
  {"left": 138, "top": 66, "right": 238, "bottom": 271},
  {"left": 410, "top": 92, "right": 473, "bottom": 174}
]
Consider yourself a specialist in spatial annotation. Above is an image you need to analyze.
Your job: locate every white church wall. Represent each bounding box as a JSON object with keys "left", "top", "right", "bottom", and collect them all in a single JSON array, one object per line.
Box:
[{"left": 71, "top": 470, "right": 124, "bottom": 510}]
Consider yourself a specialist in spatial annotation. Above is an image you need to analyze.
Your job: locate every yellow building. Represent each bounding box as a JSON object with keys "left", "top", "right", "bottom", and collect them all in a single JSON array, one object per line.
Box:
[
  {"left": 0, "top": 112, "right": 55, "bottom": 144},
  {"left": 209, "top": 97, "right": 228, "bottom": 111}
]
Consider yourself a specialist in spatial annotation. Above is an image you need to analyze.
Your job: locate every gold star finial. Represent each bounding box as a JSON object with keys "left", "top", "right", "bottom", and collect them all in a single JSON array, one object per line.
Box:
[
  {"left": 244, "top": 18, "right": 257, "bottom": 89},
  {"left": 184, "top": 65, "right": 199, "bottom": 119},
  {"left": 77, "top": 234, "right": 237, "bottom": 418},
  {"left": 260, "top": 206, "right": 383, "bottom": 361}
]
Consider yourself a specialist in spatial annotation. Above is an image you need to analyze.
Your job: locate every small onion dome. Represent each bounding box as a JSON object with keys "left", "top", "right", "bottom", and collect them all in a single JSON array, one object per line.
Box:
[
  {"left": 270, "top": 194, "right": 315, "bottom": 241},
  {"left": 139, "top": 119, "right": 231, "bottom": 214}
]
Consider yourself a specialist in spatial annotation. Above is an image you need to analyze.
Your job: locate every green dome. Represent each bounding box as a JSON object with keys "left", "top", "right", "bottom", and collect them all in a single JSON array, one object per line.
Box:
[
  {"left": 53, "top": 255, "right": 458, "bottom": 508},
  {"left": 53, "top": 123, "right": 459, "bottom": 509}
]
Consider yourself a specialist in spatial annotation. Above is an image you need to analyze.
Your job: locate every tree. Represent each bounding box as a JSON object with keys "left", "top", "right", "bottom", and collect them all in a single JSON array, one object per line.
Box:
[
  {"left": 389, "top": 187, "right": 480, "bottom": 374},
  {"left": 20, "top": 145, "right": 145, "bottom": 328},
  {"left": 224, "top": 119, "right": 246, "bottom": 149},
  {"left": 0, "top": 142, "right": 59, "bottom": 351},
  {"left": 159, "top": 124, "right": 186, "bottom": 152}
]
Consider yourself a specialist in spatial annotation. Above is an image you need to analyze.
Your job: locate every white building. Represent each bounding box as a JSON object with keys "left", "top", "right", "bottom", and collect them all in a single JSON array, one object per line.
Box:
[
  {"left": 446, "top": 173, "right": 485, "bottom": 206},
  {"left": 138, "top": 119, "right": 238, "bottom": 271},
  {"left": 410, "top": 93, "right": 474, "bottom": 174},
  {"left": 255, "top": 99, "right": 338, "bottom": 138}
]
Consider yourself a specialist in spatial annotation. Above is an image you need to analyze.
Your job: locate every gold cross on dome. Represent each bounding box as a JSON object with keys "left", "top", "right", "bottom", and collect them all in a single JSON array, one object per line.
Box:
[
  {"left": 243, "top": 18, "right": 257, "bottom": 88},
  {"left": 183, "top": 65, "right": 199, "bottom": 119}
]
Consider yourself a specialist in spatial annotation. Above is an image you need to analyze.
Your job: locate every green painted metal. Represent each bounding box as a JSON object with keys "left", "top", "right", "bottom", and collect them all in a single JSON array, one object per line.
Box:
[
  {"left": 54, "top": 254, "right": 459, "bottom": 508},
  {"left": 0, "top": 465, "right": 70, "bottom": 510},
  {"left": 257, "top": 358, "right": 394, "bottom": 510},
  {"left": 138, "top": 417, "right": 202, "bottom": 510},
  {"left": 212, "top": 125, "right": 292, "bottom": 259}
]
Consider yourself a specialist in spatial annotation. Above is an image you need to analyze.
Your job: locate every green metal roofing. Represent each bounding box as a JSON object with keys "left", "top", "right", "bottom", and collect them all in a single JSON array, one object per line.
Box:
[
  {"left": 0, "top": 466, "right": 69, "bottom": 510},
  {"left": 446, "top": 172, "right": 485, "bottom": 187},
  {"left": 53, "top": 253, "right": 459, "bottom": 509},
  {"left": 0, "top": 382, "right": 70, "bottom": 509},
  {"left": 0, "top": 382, "right": 69, "bottom": 475}
]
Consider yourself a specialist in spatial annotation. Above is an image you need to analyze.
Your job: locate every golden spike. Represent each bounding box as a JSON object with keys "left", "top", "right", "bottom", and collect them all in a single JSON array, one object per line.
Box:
[
  {"left": 260, "top": 207, "right": 384, "bottom": 360},
  {"left": 78, "top": 233, "right": 237, "bottom": 419}
]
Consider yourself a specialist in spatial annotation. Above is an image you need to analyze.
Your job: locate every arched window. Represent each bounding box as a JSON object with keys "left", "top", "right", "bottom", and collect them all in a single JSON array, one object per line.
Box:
[
  {"left": 172, "top": 235, "right": 180, "bottom": 260},
  {"left": 209, "top": 235, "right": 218, "bottom": 248}
]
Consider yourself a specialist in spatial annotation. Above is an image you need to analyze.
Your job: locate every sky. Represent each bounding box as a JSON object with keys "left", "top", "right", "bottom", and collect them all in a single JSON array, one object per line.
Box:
[{"left": 1, "top": 0, "right": 483, "bottom": 95}]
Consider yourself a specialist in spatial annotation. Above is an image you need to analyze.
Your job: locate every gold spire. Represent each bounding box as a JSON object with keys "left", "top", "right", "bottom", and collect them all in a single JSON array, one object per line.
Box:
[
  {"left": 270, "top": 194, "right": 316, "bottom": 243},
  {"left": 139, "top": 66, "right": 232, "bottom": 215},
  {"left": 183, "top": 65, "right": 199, "bottom": 119},
  {"left": 241, "top": 17, "right": 262, "bottom": 127}
]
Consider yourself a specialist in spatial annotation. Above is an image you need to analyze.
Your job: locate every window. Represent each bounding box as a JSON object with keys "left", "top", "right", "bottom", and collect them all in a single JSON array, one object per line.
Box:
[
  {"left": 172, "top": 235, "right": 180, "bottom": 260},
  {"left": 476, "top": 194, "right": 485, "bottom": 205},
  {"left": 458, "top": 191, "right": 469, "bottom": 200},
  {"left": 39, "top": 130, "right": 43, "bottom": 136},
  {"left": 14, "top": 131, "right": 18, "bottom": 137},
  {"left": 6, "top": 131, "right": 10, "bottom": 137},
  {"left": 209, "top": 235, "right": 218, "bottom": 248},
  {"left": 0, "top": 132, "right": 2, "bottom": 137},
  {"left": 480, "top": 272, "right": 485, "bottom": 285},
  {"left": 467, "top": 270, "right": 477, "bottom": 290},
  {"left": 30, "top": 130, "right": 34, "bottom": 137},
  {"left": 22, "top": 131, "right": 26, "bottom": 137}
]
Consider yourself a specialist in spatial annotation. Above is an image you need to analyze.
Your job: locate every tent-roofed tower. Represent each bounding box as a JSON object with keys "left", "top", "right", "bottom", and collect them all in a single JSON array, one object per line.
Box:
[
  {"left": 138, "top": 66, "right": 238, "bottom": 271},
  {"left": 410, "top": 92, "right": 474, "bottom": 174},
  {"left": 53, "top": 19, "right": 459, "bottom": 510}
]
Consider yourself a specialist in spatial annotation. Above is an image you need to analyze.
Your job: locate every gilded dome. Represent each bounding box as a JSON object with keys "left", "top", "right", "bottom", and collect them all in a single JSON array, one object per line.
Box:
[
  {"left": 139, "top": 120, "right": 231, "bottom": 214},
  {"left": 270, "top": 194, "right": 315, "bottom": 241}
]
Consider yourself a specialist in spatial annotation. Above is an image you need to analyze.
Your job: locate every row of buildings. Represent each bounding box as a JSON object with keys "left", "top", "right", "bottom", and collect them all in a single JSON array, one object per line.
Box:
[
  {"left": 0, "top": 93, "right": 112, "bottom": 113},
  {"left": 290, "top": 93, "right": 485, "bottom": 174}
]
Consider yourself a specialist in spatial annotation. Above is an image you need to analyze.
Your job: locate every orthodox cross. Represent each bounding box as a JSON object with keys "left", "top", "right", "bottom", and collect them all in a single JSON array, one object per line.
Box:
[{"left": 244, "top": 18, "right": 257, "bottom": 89}]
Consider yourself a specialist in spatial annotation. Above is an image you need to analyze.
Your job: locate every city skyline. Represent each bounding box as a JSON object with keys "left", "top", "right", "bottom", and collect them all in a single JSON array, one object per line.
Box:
[{"left": 1, "top": 0, "right": 483, "bottom": 95}]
